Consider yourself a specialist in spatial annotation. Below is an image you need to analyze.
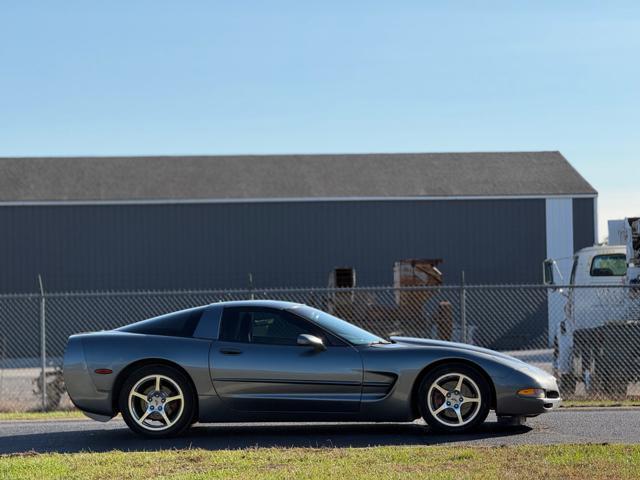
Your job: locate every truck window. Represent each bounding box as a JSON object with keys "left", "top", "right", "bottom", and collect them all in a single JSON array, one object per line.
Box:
[{"left": 590, "top": 254, "right": 627, "bottom": 277}]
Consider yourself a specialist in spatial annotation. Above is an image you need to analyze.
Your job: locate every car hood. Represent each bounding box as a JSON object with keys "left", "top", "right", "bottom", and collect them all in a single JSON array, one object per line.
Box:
[
  {"left": 387, "top": 337, "right": 557, "bottom": 389},
  {"left": 390, "top": 336, "right": 539, "bottom": 371}
]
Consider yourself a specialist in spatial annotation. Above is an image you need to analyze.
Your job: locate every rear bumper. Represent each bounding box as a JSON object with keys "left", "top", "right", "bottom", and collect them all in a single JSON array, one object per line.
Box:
[{"left": 63, "top": 335, "right": 115, "bottom": 417}]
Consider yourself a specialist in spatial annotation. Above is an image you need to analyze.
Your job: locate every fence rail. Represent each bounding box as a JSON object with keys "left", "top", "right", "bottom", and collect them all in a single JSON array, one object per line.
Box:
[{"left": 0, "top": 284, "right": 639, "bottom": 411}]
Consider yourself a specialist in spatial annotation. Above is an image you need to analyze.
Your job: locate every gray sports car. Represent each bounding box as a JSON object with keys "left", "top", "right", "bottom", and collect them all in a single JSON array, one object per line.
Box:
[{"left": 64, "top": 300, "right": 560, "bottom": 437}]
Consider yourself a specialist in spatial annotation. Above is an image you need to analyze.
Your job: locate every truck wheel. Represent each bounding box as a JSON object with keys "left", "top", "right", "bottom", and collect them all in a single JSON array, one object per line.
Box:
[
  {"left": 553, "top": 337, "right": 576, "bottom": 398},
  {"left": 589, "top": 373, "right": 627, "bottom": 398},
  {"left": 558, "top": 374, "right": 577, "bottom": 398},
  {"left": 608, "top": 380, "right": 628, "bottom": 398},
  {"left": 585, "top": 358, "right": 628, "bottom": 398}
]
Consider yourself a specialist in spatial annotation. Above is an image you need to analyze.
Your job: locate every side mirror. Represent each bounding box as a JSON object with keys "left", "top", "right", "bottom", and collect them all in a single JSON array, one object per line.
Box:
[
  {"left": 297, "top": 334, "right": 326, "bottom": 351},
  {"left": 543, "top": 259, "right": 556, "bottom": 286},
  {"left": 543, "top": 259, "right": 565, "bottom": 292}
]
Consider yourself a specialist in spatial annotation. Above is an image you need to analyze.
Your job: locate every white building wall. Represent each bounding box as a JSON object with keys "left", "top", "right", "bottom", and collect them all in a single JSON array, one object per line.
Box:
[{"left": 546, "top": 198, "right": 574, "bottom": 345}]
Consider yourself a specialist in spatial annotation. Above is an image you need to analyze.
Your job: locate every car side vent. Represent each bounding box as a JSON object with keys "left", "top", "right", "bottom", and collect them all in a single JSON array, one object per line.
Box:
[{"left": 362, "top": 372, "right": 398, "bottom": 401}]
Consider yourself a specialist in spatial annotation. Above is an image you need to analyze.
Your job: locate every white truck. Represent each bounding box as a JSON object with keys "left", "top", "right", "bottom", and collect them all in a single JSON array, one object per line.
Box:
[{"left": 544, "top": 217, "right": 640, "bottom": 396}]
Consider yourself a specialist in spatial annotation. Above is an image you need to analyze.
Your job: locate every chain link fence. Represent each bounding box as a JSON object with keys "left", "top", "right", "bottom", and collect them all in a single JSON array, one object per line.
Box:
[{"left": 1, "top": 284, "right": 639, "bottom": 411}]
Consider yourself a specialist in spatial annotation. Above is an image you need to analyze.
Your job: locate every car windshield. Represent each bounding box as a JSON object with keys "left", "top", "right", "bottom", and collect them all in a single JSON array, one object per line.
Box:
[{"left": 291, "top": 305, "right": 389, "bottom": 345}]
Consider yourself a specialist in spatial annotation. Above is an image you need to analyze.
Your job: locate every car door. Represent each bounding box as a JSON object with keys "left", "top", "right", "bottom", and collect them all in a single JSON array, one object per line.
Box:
[{"left": 210, "top": 306, "right": 363, "bottom": 412}]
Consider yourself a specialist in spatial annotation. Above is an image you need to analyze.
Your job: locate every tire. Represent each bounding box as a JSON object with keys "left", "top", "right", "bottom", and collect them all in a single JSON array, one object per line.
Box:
[
  {"left": 558, "top": 373, "right": 577, "bottom": 398},
  {"left": 587, "top": 363, "right": 628, "bottom": 398},
  {"left": 589, "top": 375, "right": 628, "bottom": 398},
  {"left": 418, "top": 363, "right": 491, "bottom": 433},
  {"left": 119, "top": 364, "right": 196, "bottom": 438},
  {"left": 554, "top": 337, "right": 577, "bottom": 398}
]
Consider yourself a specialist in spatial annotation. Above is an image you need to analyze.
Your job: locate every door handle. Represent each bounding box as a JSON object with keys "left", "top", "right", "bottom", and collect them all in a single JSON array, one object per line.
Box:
[{"left": 219, "top": 348, "right": 243, "bottom": 355}]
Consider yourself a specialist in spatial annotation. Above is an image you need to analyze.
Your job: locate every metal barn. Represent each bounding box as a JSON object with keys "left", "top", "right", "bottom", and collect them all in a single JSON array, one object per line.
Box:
[{"left": 0, "top": 151, "right": 596, "bottom": 293}]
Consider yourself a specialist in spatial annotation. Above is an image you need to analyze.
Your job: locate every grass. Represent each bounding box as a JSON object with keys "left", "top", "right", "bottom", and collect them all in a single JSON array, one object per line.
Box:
[
  {"left": 1, "top": 444, "right": 640, "bottom": 479},
  {"left": 0, "top": 410, "right": 85, "bottom": 421}
]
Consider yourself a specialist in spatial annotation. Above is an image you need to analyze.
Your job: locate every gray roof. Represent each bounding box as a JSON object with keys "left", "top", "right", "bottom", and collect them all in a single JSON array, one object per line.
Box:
[{"left": 0, "top": 151, "right": 596, "bottom": 202}]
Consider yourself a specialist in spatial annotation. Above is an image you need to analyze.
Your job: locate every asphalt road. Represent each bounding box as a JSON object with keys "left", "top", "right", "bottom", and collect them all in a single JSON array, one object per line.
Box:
[{"left": 1, "top": 409, "right": 640, "bottom": 455}]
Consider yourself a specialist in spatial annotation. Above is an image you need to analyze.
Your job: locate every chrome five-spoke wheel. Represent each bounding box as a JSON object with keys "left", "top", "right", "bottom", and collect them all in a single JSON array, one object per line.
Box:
[
  {"left": 418, "top": 364, "right": 491, "bottom": 433},
  {"left": 119, "top": 364, "right": 195, "bottom": 437},
  {"left": 128, "top": 374, "right": 185, "bottom": 431},
  {"left": 427, "top": 373, "right": 481, "bottom": 427}
]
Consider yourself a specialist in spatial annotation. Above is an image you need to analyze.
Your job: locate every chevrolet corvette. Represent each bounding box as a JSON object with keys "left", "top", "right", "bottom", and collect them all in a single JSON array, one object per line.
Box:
[{"left": 63, "top": 300, "right": 560, "bottom": 437}]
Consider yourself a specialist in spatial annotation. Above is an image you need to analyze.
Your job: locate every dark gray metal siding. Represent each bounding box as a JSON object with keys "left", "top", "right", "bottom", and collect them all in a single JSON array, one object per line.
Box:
[
  {"left": 0, "top": 199, "right": 546, "bottom": 293},
  {"left": 573, "top": 198, "right": 596, "bottom": 252}
]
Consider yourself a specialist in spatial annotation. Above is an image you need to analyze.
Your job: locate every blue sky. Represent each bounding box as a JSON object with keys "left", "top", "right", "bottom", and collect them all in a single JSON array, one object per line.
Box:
[{"left": 1, "top": 1, "right": 638, "bottom": 237}]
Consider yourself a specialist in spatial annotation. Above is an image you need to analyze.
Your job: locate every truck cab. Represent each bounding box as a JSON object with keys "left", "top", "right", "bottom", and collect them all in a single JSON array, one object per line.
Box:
[
  {"left": 544, "top": 217, "right": 640, "bottom": 397},
  {"left": 564, "top": 245, "right": 628, "bottom": 327}
]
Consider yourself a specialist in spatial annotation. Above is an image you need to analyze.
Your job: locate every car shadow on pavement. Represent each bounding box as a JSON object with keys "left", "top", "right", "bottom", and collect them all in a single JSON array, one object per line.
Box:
[{"left": 0, "top": 421, "right": 531, "bottom": 455}]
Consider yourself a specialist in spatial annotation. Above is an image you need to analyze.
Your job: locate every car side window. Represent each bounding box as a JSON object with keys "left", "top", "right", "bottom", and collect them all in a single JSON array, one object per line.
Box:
[{"left": 219, "top": 307, "right": 329, "bottom": 346}]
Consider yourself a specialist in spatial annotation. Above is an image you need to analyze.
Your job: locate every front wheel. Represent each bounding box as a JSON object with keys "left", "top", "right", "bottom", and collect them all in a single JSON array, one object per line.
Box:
[
  {"left": 418, "top": 364, "right": 491, "bottom": 433},
  {"left": 119, "top": 364, "right": 196, "bottom": 437}
]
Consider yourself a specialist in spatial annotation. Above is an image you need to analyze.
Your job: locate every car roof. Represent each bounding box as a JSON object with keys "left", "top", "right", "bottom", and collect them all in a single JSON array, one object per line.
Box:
[{"left": 208, "top": 299, "right": 303, "bottom": 309}]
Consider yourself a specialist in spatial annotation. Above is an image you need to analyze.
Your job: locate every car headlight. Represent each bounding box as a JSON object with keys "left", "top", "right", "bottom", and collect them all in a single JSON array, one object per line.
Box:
[{"left": 517, "top": 388, "right": 545, "bottom": 398}]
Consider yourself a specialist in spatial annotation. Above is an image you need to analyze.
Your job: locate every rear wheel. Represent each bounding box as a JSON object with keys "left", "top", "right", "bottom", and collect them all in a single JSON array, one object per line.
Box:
[
  {"left": 119, "top": 364, "right": 196, "bottom": 437},
  {"left": 418, "top": 364, "right": 491, "bottom": 433}
]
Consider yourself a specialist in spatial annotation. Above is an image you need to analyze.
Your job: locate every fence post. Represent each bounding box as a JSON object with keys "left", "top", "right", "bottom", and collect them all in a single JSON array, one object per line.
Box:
[
  {"left": 38, "top": 274, "right": 47, "bottom": 411},
  {"left": 460, "top": 271, "right": 467, "bottom": 344},
  {"left": 248, "top": 273, "right": 254, "bottom": 300}
]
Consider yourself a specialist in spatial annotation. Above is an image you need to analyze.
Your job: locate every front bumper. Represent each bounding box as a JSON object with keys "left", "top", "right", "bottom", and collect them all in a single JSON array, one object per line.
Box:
[
  {"left": 498, "top": 393, "right": 562, "bottom": 416},
  {"left": 494, "top": 364, "right": 562, "bottom": 416}
]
